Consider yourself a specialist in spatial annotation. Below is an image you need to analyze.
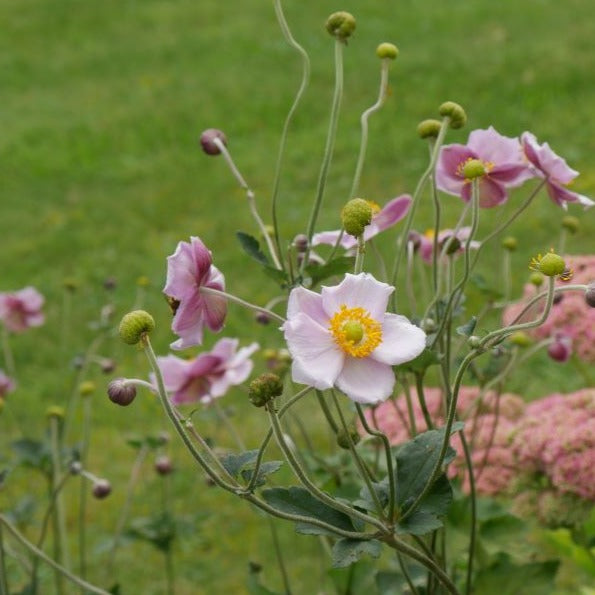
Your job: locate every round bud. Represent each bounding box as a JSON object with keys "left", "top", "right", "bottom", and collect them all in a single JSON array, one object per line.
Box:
[
  {"left": 46, "top": 406, "right": 65, "bottom": 420},
  {"left": 255, "top": 312, "right": 271, "bottom": 325},
  {"left": 467, "top": 335, "right": 482, "bottom": 349},
  {"left": 248, "top": 373, "right": 284, "bottom": 407},
  {"left": 561, "top": 215, "right": 579, "bottom": 234},
  {"left": 438, "top": 101, "right": 467, "bottom": 129},
  {"left": 376, "top": 42, "right": 398, "bottom": 60},
  {"left": 70, "top": 461, "right": 83, "bottom": 475},
  {"left": 155, "top": 456, "right": 173, "bottom": 476},
  {"left": 103, "top": 277, "right": 117, "bottom": 291},
  {"left": 502, "top": 236, "right": 518, "bottom": 251},
  {"left": 200, "top": 128, "right": 227, "bottom": 155},
  {"left": 107, "top": 378, "right": 137, "bottom": 407},
  {"left": 79, "top": 381, "right": 96, "bottom": 398},
  {"left": 92, "top": 479, "right": 112, "bottom": 499},
  {"left": 336, "top": 426, "right": 361, "bottom": 449},
  {"left": 325, "top": 11, "right": 356, "bottom": 42},
  {"left": 421, "top": 318, "right": 437, "bottom": 332},
  {"left": 100, "top": 358, "right": 117, "bottom": 374},
  {"left": 63, "top": 277, "right": 79, "bottom": 292},
  {"left": 341, "top": 198, "right": 373, "bottom": 238},
  {"left": 547, "top": 336, "right": 572, "bottom": 363},
  {"left": 417, "top": 119, "right": 442, "bottom": 139},
  {"left": 529, "top": 272, "right": 544, "bottom": 287},
  {"left": 441, "top": 235, "right": 461, "bottom": 255},
  {"left": 585, "top": 282, "right": 595, "bottom": 308},
  {"left": 509, "top": 332, "right": 532, "bottom": 347},
  {"left": 118, "top": 310, "right": 155, "bottom": 345},
  {"left": 536, "top": 252, "right": 566, "bottom": 277},
  {"left": 462, "top": 159, "right": 485, "bottom": 180},
  {"left": 293, "top": 234, "right": 308, "bottom": 254}
]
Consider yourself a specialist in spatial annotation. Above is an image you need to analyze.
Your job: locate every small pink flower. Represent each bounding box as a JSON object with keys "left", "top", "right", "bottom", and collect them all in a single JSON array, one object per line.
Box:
[
  {"left": 436, "top": 127, "right": 531, "bottom": 207},
  {"left": 0, "top": 287, "right": 45, "bottom": 333},
  {"left": 417, "top": 227, "right": 480, "bottom": 264},
  {"left": 0, "top": 370, "right": 16, "bottom": 398},
  {"left": 282, "top": 273, "right": 426, "bottom": 404},
  {"left": 155, "top": 338, "right": 258, "bottom": 405},
  {"left": 164, "top": 237, "right": 227, "bottom": 350},
  {"left": 521, "top": 132, "right": 594, "bottom": 210},
  {"left": 312, "top": 195, "right": 411, "bottom": 252}
]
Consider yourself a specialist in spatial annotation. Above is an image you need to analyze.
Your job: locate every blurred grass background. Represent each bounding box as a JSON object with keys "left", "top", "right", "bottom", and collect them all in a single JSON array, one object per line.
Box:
[{"left": 1, "top": 0, "right": 594, "bottom": 593}]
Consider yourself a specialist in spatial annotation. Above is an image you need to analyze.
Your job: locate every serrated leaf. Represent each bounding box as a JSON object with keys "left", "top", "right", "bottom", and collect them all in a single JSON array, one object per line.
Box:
[
  {"left": 331, "top": 539, "right": 382, "bottom": 568},
  {"left": 456, "top": 316, "right": 477, "bottom": 337},
  {"left": 220, "top": 450, "right": 259, "bottom": 479},
  {"left": 353, "top": 479, "right": 389, "bottom": 511},
  {"left": 236, "top": 231, "right": 269, "bottom": 265},
  {"left": 241, "top": 461, "right": 283, "bottom": 487},
  {"left": 261, "top": 486, "right": 358, "bottom": 537},
  {"left": 304, "top": 256, "right": 354, "bottom": 287}
]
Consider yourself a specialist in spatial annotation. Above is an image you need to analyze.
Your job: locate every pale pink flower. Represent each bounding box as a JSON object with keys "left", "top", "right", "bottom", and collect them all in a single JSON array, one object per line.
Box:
[
  {"left": 311, "top": 195, "right": 411, "bottom": 252},
  {"left": 0, "top": 370, "right": 16, "bottom": 398},
  {"left": 164, "top": 237, "right": 227, "bottom": 350},
  {"left": 282, "top": 273, "right": 426, "bottom": 404},
  {"left": 0, "top": 287, "right": 45, "bottom": 333},
  {"left": 417, "top": 227, "right": 481, "bottom": 264},
  {"left": 436, "top": 127, "right": 531, "bottom": 207},
  {"left": 155, "top": 338, "right": 258, "bottom": 405},
  {"left": 521, "top": 132, "right": 594, "bottom": 210}
]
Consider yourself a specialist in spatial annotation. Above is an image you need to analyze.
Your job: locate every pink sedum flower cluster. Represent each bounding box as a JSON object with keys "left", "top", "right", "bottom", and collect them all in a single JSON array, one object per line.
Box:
[
  {"left": 0, "top": 287, "right": 45, "bottom": 333},
  {"left": 155, "top": 338, "right": 258, "bottom": 406}
]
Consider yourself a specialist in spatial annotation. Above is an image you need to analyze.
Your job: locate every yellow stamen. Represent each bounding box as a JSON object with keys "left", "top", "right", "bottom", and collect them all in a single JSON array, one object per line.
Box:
[
  {"left": 456, "top": 156, "right": 494, "bottom": 181},
  {"left": 328, "top": 305, "right": 382, "bottom": 358},
  {"left": 365, "top": 200, "right": 382, "bottom": 215}
]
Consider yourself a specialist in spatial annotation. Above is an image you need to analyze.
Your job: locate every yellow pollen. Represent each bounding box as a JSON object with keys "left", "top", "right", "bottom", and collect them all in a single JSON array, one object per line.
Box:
[
  {"left": 365, "top": 200, "right": 382, "bottom": 215},
  {"left": 456, "top": 157, "right": 494, "bottom": 180},
  {"left": 328, "top": 305, "right": 382, "bottom": 358}
]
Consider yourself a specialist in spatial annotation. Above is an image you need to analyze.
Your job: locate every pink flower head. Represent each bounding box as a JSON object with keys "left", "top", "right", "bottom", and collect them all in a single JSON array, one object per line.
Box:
[
  {"left": 436, "top": 127, "right": 531, "bottom": 207},
  {"left": 282, "top": 273, "right": 426, "bottom": 404},
  {"left": 311, "top": 195, "right": 412, "bottom": 252},
  {"left": 521, "top": 132, "right": 594, "bottom": 210},
  {"left": 0, "top": 370, "right": 16, "bottom": 398},
  {"left": 155, "top": 338, "right": 258, "bottom": 405},
  {"left": 417, "top": 227, "right": 480, "bottom": 264},
  {"left": 164, "top": 237, "right": 227, "bottom": 350},
  {"left": 0, "top": 287, "right": 45, "bottom": 333}
]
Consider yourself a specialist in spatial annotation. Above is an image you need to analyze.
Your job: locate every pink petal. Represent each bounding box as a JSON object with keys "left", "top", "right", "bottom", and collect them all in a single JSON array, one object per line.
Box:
[
  {"left": 17, "top": 287, "right": 45, "bottom": 311},
  {"left": 436, "top": 145, "right": 475, "bottom": 196},
  {"left": 321, "top": 273, "right": 393, "bottom": 321},
  {"left": 371, "top": 314, "right": 426, "bottom": 365},
  {"left": 468, "top": 127, "right": 523, "bottom": 165},
  {"left": 546, "top": 182, "right": 595, "bottom": 210},
  {"left": 286, "top": 286, "right": 327, "bottom": 326},
  {"left": 462, "top": 176, "right": 508, "bottom": 207},
  {"left": 311, "top": 230, "right": 357, "bottom": 250},
  {"left": 156, "top": 355, "right": 192, "bottom": 392},
  {"left": 335, "top": 357, "right": 395, "bottom": 404},
  {"left": 365, "top": 195, "right": 411, "bottom": 237}
]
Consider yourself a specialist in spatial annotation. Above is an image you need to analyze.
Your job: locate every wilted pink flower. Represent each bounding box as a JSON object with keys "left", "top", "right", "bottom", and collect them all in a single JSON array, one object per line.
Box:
[
  {"left": 312, "top": 195, "right": 411, "bottom": 252},
  {"left": 155, "top": 338, "right": 258, "bottom": 405},
  {"left": 0, "top": 287, "right": 45, "bottom": 333},
  {"left": 0, "top": 370, "right": 16, "bottom": 398},
  {"left": 282, "top": 273, "right": 426, "bottom": 404},
  {"left": 521, "top": 132, "right": 594, "bottom": 210},
  {"left": 164, "top": 237, "right": 227, "bottom": 350},
  {"left": 436, "top": 127, "right": 531, "bottom": 207}
]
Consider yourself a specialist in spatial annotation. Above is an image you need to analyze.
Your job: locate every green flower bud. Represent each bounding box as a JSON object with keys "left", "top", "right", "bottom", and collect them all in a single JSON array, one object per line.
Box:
[
  {"left": 46, "top": 405, "right": 65, "bottom": 420},
  {"left": 533, "top": 252, "right": 566, "bottom": 277},
  {"left": 462, "top": 159, "right": 486, "bottom": 180},
  {"left": 79, "top": 381, "right": 96, "bottom": 398},
  {"left": 467, "top": 335, "right": 482, "bottom": 349},
  {"left": 417, "top": 119, "right": 442, "bottom": 139},
  {"left": 341, "top": 198, "right": 373, "bottom": 238},
  {"left": 585, "top": 282, "right": 595, "bottom": 308},
  {"left": 438, "top": 101, "right": 467, "bottom": 129},
  {"left": 529, "top": 272, "right": 544, "bottom": 287},
  {"left": 509, "top": 331, "right": 532, "bottom": 347},
  {"left": 336, "top": 426, "right": 361, "bottom": 449},
  {"left": 376, "top": 42, "right": 398, "bottom": 60},
  {"left": 119, "top": 310, "right": 155, "bottom": 345},
  {"left": 561, "top": 215, "right": 579, "bottom": 234},
  {"left": 325, "top": 11, "right": 356, "bottom": 43},
  {"left": 248, "top": 373, "right": 284, "bottom": 407},
  {"left": 502, "top": 236, "right": 518, "bottom": 251}
]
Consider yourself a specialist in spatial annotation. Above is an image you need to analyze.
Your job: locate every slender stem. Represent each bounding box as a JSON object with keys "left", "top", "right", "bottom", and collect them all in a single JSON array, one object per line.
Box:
[
  {"left": 78, "top": 397, "right": 92, "bottom": 587},
  {"left": 354, "top": 235, "right": 365, "bottom": 273},
  {"left": 459, "top": 434, "right": 476, "bottom": 595},
  {"left": 0, "top": 515, "right": 111, "bottom": 595},
  {"left": 414, "top": 373, "right": 434, "bottom": 430},
  {"left": 1, "top": 326, "right": 15, "bottom": 378},
  {"left": 268, "top": 517, "right": 292, "bottom": 595},
  {"left": 0, "top": 523, "right": 9, "bottom": 595},
  {"left": 396, "top": 551, "right": 420, "bottom": 595},
  {"left": 315, "top": 390, "right": 339, "bottom": 433},
  {"left": 213, "top": 401, "right": 246, "bottom": 451},
  {"left": 199, "top": 286, "right": 286, "bottom": 323}
]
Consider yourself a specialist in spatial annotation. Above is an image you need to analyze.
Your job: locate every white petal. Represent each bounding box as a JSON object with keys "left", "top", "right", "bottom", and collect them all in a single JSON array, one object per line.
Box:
[
  {"left": 371, "top": 314, "right": 427, "bottom": 365},
  {"left": 286, "top": 286, "right": 327, "bottom": 325},
  {"left": 335, "top": 357, "right": 395, "bottom": 404},
  {"left": 321, "top": 273, "right": 393, "bottom": 321}
]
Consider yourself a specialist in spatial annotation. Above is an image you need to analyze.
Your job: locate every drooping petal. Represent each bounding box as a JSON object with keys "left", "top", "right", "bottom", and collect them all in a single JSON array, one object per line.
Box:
[
  {"left": 365, "top": 195, "right": 411, "bottom": 237},
  {"left": 170, "top": 293, "right": 206, "bottom": 349},
  {"left": 286, "top": 286, "right": 327, "bottom": 325},
  {"left": 371, "top": 314, "right": 426, "bottom": 365},
  {"left": 321, "top": 273, "right": 393, "bottom": 321},
  {"left": 546, "top": 182, "right": 595, "bottom": 210},
  {"left": 335, "top": 357, "right": 395, "bottom": 404}
]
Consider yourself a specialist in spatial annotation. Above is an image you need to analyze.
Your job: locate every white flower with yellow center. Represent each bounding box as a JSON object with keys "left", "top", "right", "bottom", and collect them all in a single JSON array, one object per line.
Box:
[{"left": 282, "top": 273, "right": 426, "bottom": 403}]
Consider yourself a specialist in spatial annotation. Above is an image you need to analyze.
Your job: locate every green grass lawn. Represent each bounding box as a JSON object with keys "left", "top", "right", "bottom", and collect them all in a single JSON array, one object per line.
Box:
[{"left": 1, "top": 0, "right": 594, "bottom": 593}]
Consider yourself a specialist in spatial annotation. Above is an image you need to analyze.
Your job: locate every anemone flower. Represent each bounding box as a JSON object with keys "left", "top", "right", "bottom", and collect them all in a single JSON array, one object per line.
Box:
[
  {"left": 282, "top": 273, "right": 426, "bottom": 404},
  {"left": 0, "top": 287, "right": 45, "bottom": 333},
  {"left": 436, "top": 127, "right": 531, "bottom": 207},
  {"left": 155, "top": 338, "right": 258, "bottom": 405},
  {"left": 311, "top": 195, "right": 411, "bottom": 252},
  {"left": 164, "top": 236, "right": 227, "bottom": 350},
  {"left": 521, "top": 132, "right": 594, "bottom": 210}
]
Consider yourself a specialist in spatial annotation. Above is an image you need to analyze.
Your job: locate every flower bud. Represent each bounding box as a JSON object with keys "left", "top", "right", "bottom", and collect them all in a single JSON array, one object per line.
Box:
[
  {"left": 533, "top": 252, "right": 566, "bottom": 277},
  {"left": 376, "top": 42, "right": 398, "bottom": 60},
  {"left": 248, "top": 373, "right": 283, "bottom": 407},
  {"left": 46, "top": 406, "right": 65, "bottom": 420},
  {"left": 79, "top": 381, "right": 96, "bottom": 398},
  {"left": 438, "top": 101, "right": 467, "bottom": 129},
  {"left": 509, "top": 332, "right": 532, "bottom": 347},
  {"left": 417, "top": 119, "right": 442, "bottom": 139},
  {"left": 118, "top": 310, "right": 155, "bottom": 345},
  {"left": 155, "top": 455, "right": 174, "bottom": 476},
  {"left": 407, "top": 231, "right": 422, "bottom": 252},
  {"left": 325, "top": 11, "right": 356, "bottom": 42},
  {"left": 462, "top": 159, "right": 485, "bottom": 180},
  {"left": 341, "top": 198, "right": 373, "bottom": 238},
  {"left": 336, "top": 426, "right": 361, "bottom": 449},
  {"left": 501, "top": 236, "right": 517, "bottom": 251},
  {"left": 421, "top": 318, "right": 437, "bottom": 332},
  {"left": 293, "top": 234, "right": 308, "bottom": 254},
  {"left": 107, "top": 378, "right": 137, "bottom": 407},
  {"left": 529, "top": 272, "right": 544, "bottom": 287},
  {"left": 585, "top": 282, "right": 595, "bottom": 308},
  {"left": 92, "top": 479, "right": 112, "bottom": 499},
  {"left": 467, "top": 335, "right": 482, "bottom": 349},
  {"left": 100, "top": 358, "right": 117, "bottom": 374},
  {"left": 103, "top": 277, "right": 117, "bottom": 291},
  {"left": 63, "top": 277, "right": 79, "bottom": 292},
  {"left": 70, "top": 461, "right": 83, "bottom": 475},
  {"left": 440, "top": 235, "right": 461, "bottom": 255},
  {"left": 200, "top": 128, "right": 227, "bottom": 155},
  {"left": 547, "top": 336, "right": 572, "bottom": 363},
  {"left": 561, "top": 215, "right": 579, "bottom": 234},
  {"left": 255, "top": 312, "right": 271, "bottom": 325}
]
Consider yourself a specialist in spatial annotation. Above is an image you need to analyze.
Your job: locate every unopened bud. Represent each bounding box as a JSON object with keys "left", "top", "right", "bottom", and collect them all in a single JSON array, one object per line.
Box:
[
  {"left": 293, "top": 234, "right": 308, "bottom": 254},
  {"left": 585, "top": 282, "right": 595, "bottom": 308},
  {"left": 79, "top": 381, "right": 96, "bottom": 398},
  {"left": 100, "top": 358, "right": 117, "bottom": 374},
  {"left": 438, "top": 101, "right": 467, "bottom": 129},
  {"left": 529, "top": 272, "right": 544, "bottom": 287},
  {"left": 155, "top": 456, "right": 174, "bottom": 476},
  {"left": 255, "top": 312, "right": 271, "bottom": 325},
  {"left": 92, "top": 479, "right": 112, "bottom": 499},
  {"left": 509, "top": 332, "right": 532, "bottom": 347},
  {"left": 107, "top": 378, "right": 137, "bottom": 407},
  {"left": 70, "top": 461, "right": 83, "bottom": 475},
  {"left": 325, "top": 11, "right": 356, "bottom": 42},
  {"left": 441, "top": 235, "right": 461, "bottom": 255},
  {"left": 547, "top": 336, "right": 572, "bottom": 363},
  {"left": 341, "top": 198, "right": 373, "bottom": 238},
  {"left": 561, "top": 215, "right": 579, "bottom": 234},
  {"left": 535, "top": 252, "right": 565, "bottom": 277},
  {"left": 248, "top": 373, "right": 283, "bottom": 407},
  {"left": 421, "top": 318, "right": 437, "bottom": 332},
  {"left": 462, "top": 159, "right": 485, "bottom": 180},
  {"left": 502, "top": 236, "right": 518, "bottom": 251},
  {"left": 376, "top": 42, "right": 398, "bottom": 60},
  {"left": 467, "top": 336, "right": 482, "bottom": 349},
  {"left": 46, "top": 406, "right": 65, "bottom": 420},
  {"left": 417, "top": 119, "right": 442, "bottom": 139},
  {"left": 200, "top": 128, "right": 227, "bottom": 155},
  {"left": 118, "top": 310, "right": 155, "bottom": 345},
  {"left": 336, "top": 426, "right": 361, "bottom": 449}
]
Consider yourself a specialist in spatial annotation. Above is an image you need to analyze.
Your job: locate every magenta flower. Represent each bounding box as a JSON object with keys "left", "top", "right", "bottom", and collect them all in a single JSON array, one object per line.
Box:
[
  {"left": 312, "top": 195, "right": 411, "bottom": 252},
  {"left": 436, "top": 127, "right": 531, "bottom": 207},
  {"left": 155, "top": 338, "right": 258, "bottom": 405},
  {"left": 0, "top": 370, "right": 16, "bottom": 398},
  {"left": 282, "top": 273, "right": 426, "bottom": 404},
  {"left": 521, "top": 132, "right": 594, "bottom": 210},
  {"left": 0, "top": 287, "right": 45, "bottom": 333},
  {"left": 164, "top": 237, "right": 227, "bottom": 350}
]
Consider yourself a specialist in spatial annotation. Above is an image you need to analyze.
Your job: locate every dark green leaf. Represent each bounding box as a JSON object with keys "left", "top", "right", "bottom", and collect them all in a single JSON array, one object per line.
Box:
[
  {"left": 220, "top": 450, "right": 259, "bottom": 478},
  {"left": 236, "top": 231, "right": 269, "bottom": 265},
  {"left": 10, "top": 439, "right": 50, "bottom": 472},
  {"left": 331, "top": 539, "right": 382, "bottom": 568},
  {"left": 353, "top": 479, "right": 389, "bottom": 511},
  {"left": 241, "top": 461, "right": 283, "bottom": 487},
  {"left": 456, "top": 316, "right": 477, "bottom": 337},
  {"left": 304, "top": 256, "right": 354, "bottom": 287}
]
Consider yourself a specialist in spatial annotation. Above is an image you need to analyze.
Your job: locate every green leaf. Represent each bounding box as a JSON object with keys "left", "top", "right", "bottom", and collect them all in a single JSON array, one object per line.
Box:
[
  {"left": 237, "top": 231, "right": 269, "bottom": 265},
  {"left": 126, "top": 513, "right": 176, "bottom": 552},
  {"left": 10, "top": 439, "right": 51, "bottom": 473},
  {"left": 261, "top": 486, "right": 358, "bottom": 537},
  {"left": 396, "top": 348, "right": 440, "bottom": 374},
  {"left": 241, "top": 461, "right": 283, "bottom": 487},
  {"left": 456, "top": 316, "right": 477, "bottom": 337},
  {"left": 304, "top": 256, "right": 354, "bottom": 287},
  {"left": 220, "top": 450, "right": 259, "bottom": 478},
  {"left": 353, "top": 479, "right": 390, "bottom": 511},
  {"left": 331, "top": 539, "right": 382, "bottom": 568}
]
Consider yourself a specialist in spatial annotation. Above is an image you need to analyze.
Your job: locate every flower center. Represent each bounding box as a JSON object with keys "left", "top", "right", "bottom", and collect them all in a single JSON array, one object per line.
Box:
[
  {"left": 328, "top": 305, "right": 382, "bottom": 358},
  {"left": 456, "top": 157, "right": 494, "bottom": 180}
]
